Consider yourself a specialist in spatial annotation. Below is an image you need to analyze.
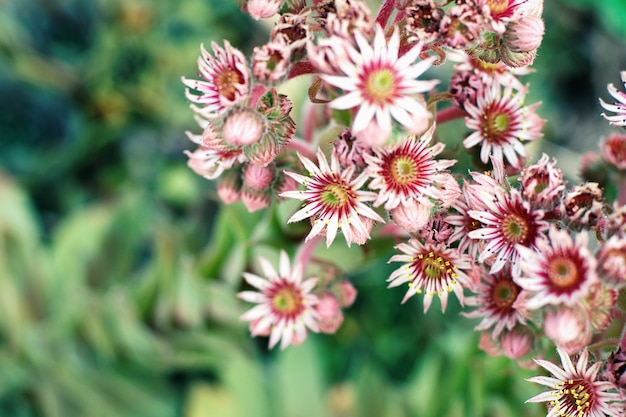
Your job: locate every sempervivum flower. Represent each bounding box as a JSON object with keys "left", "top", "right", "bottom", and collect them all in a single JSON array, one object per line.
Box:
[
  {"left": 464, "top": 82, "right": 544, "bottom": 169},
  {"left": 527, "top": 348, "right": 624, "bottom": 417},
  {"left": 600, "top": 71, "right": 626, "bottom": 127},
  {"left": 365, "top": 126, "right": 457, "bottom": 210},
  {"left": 463, "top": 265, "right": 529, "bottom": 338},
  {"left": 182, "top": 41, "right": 250, "bottom": 118},
  {"left": 515, "top": 226, "right": 598, "bottom": 310},
  {"left": 238, "top": 251, "right": 320, "bottom": 350},
  {"left": 316, "top": 25, "right": 439, "bottom": 137},
  {"left": 600, "top": 133, "right": 626, "bottom": 171},
  {"left": 559, "top": 182, "right": 606, "bottom": 230},
  {"left": 468, "top": 187, "right": 548, "bottom": 277},
  {"left": 281, "top": 148, "right": 384, "bottom": 247},
  {"left": 387, "top": 239, "right": 473, "bottom": 312},
  {"left": 519, "top": 153, "right": 566, "bottom": 210}
]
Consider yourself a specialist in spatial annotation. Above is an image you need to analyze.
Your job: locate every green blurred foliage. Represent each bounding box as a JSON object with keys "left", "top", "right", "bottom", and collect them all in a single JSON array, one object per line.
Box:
[{"left": 1, "top": 0, "right": 626, "bottom": 416}]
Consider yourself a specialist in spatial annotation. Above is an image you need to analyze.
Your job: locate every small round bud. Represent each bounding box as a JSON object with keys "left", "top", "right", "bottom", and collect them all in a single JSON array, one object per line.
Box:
[
  {"left": 315, "top": 292, "right": 344, "bottom": 334},
  {"left": 503, "top": 15, "right": 544, "bottom": 53},
  {"left": 543, "top": 307, "right": 591, "bottom": 355},
  {"left": 244, "top": 131, "right": 280, "bottom": 166},
  {"left": 243, "top": 163, "right": 275, "bottom": 190},
  {"left": 222, "top": 108, "right": 265, "bottom": 147},
  {"left": 241, "top": 185, "right": 271, "bottom": 212},
  {"left": 500, "top": 328, "right": 533, "bottom": 359},
  {"left": 245, "top": 0, "right": 282, "bottom": 20},
  {"left": 391, "top": 200, "right": 432, "bottom": 234},
  {"left": 499, "top": 45, "right": 537, "bottom": 68},
  {"left": 216, "top": 171, "right": 242, "bottom": 204},
  {"left": 332, "top": 280, "right": 357, "bottom": 308}
]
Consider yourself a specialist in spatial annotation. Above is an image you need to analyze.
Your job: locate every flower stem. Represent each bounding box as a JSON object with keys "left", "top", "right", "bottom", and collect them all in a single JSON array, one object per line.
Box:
[
  {"left": 286, "top": 137, "right": 317, "bottom": 161},
  {"left": 618, "top": 176, "right": 626, "bottom": 207},
  {"left": 295, "top": 234, "right": 323, "bottom": 270},
  {"left": 436, "top": 106, "right": 467, "bottom": 124},
  {"left": 375, "top": 0, "right": 396, "bottom": 28}
]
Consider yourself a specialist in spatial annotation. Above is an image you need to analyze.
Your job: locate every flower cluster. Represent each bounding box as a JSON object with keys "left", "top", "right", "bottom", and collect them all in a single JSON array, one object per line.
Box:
[{"left": 181, "top": 1, "right": 626, "bottom": 415}]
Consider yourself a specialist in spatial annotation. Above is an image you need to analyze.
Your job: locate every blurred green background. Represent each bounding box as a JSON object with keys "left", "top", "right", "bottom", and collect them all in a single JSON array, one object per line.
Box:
[{"left": 1, "top": 1, "right": 625, "bottom": 416}]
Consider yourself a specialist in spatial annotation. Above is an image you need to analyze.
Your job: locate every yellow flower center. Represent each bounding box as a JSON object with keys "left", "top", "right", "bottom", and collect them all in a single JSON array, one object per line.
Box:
[
  {"left": 321, "top": 183, "right": 351, "bottom": 208},
  {"left": 486, "top": 0, "right": 510, "bottom": 15},
  {"left": 390, "top": 156, "right": 418, "bottom": 185},
  {"left": 501, "top": 213, "right": 529, "bottom": 244},
  {"left": 551, "top": 379, "right": 593, "bottom": 415},
  {"left": 365, "top": 68, "right": 397, "bottom": 104},
  {"left": 485, "top": 110, "right": 511, "bottom": 139},
  {"left": 272, "top": 286, "right": 302, "bottom": 315}
]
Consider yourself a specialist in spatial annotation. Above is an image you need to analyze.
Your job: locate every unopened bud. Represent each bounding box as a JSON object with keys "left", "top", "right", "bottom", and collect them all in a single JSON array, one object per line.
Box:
[
  {"left": 245, "top": 0, "right": 282, "bottom": 20},
  {"left": 243, "top": 163, "right": 275, "bottom": 190},
  {"left": 244, "top": 131, "right": 280, "bottom": 166},
  {"left": 241, "top": 185, "right": 271, "bottom": 212},
  {"left": 222, "top": 108, "right": 265, "bottom": 147},
  {"left": 391, "top": 200, "right": 432, "bottom": 234},
  {"left": 500, "top": 328, "right": 534, "bottom": 359},
  {"left": 331, "top": 280, "right": 357, "bottom": 307},
  {"left": 499, "top": 45, "right": 537, "bottom": 68},
  {"left": 216, "top": 170, "right": 242, "bottom": 204},
  {"left": 503, "top": 15, "right": 544, "bottom": 52},
  {"left": 315, "top": 292, "right": 344, "bottom": 334}
]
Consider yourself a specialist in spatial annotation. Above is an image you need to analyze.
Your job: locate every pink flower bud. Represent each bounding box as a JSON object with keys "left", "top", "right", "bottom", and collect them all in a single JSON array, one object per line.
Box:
[
  {"left": 500, "top": 328, "right": 533, "bottom": 359},
  {"left": 391, "top": 199, "right": 432, "bottom": 234},
  {"left": 245, "top": 0, "right": 282, "bottom": 20},
  {"left": 601, "top": 133, "right": 626, "bottom": 171},
  {"left": 354, "top": 118, "right": 391, "bottom": 147},
  {"left": 244, "top": 131, "right": 280, "bottom": 166},
  {"left": 222, "top": 108, "right": 265, "bottom": 147},
  {"left": 216, "top": 171, "right": 242, "bottom": 204},
  {"left": 275, "top": 173, "right": 299, "bottom": 196},
  {"left": 543, "top": 307, "right": 591, "bottom": 355},
  {"left": 499, "top": 45, "right": 537, "bottom": 68},
  {"left": 241, "top": 185, "right": 271, "bottom": 212},
  {"left": 503, "top": 16, "right": 544, "bottom": 53},
  {"left": 243, "top": 163, "right": 275, "bottom": 190},
  {"left": 332, "top": 280, "right": 358, "bottom": 307},
  {"left": 315, "top": 292, "right": 344, "bottom": 334},
  {"left": 478, "top": 331, "right": 501, "bottom": 357}
]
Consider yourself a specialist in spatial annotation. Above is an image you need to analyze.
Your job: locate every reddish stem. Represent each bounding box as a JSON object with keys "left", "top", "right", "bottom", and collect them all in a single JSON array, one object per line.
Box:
[
  {"left": 286, "top": 137, "right": 317, "bottom": 161},
  {"left": 295, "top": 235, "right": 324, "bottom": 270},
  {"left": 619, "top": 177, "right": 626, "bottom": 207},
  {"left": 287, "top": 60, "right": 317, "bottom": 80},
  {"left": 248, "top": 85, "right": 267, "bottom": 109},
  {"left": 393, "top": 7, "right": 405, "bottom": 23},
  {"left": 436, "top": 106, "right": 467, "bottom": 125},
  {"left": 375, "top": 0, "right": 396, "bottom": 28}
]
